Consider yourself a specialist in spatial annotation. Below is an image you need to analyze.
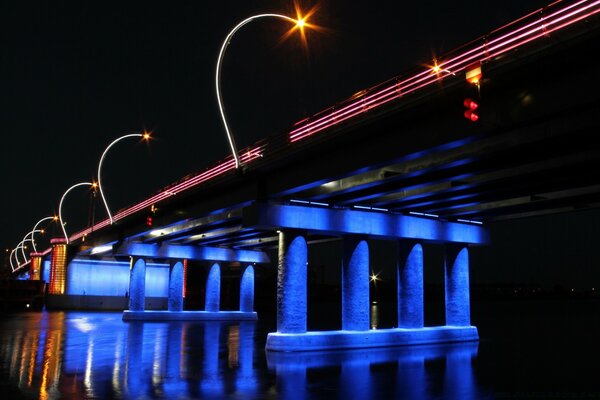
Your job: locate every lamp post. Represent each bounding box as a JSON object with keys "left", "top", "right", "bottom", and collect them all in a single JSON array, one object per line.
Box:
[
  {"left": 97, "top": 132, "right": 150, "bottom": 225},
  {"left": 59, "top": 182, "right": 97, "bottom": 244},
  {"left": 9, "top": 248, "right": 17, "bottom": 271},
  {"left": 29, "top": 216, "right": 57, "bottom": 252},
  {"left": 216, "top": 13, "right": 308, "bottom": 169},
  {"left": 14, "top": 240, "right": 27, "bottom": 266},
  {"left": 18, "top": 233, "right": 39, "bottom": 265}
]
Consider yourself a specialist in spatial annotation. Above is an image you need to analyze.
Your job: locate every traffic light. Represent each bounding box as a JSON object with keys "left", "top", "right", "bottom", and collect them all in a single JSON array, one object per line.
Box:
[
  {"left": 463, "top": 98, "right": 479, "bottom": 122},
  {"left": 146, "top": 216, "right": 153, "bottom": 227}
]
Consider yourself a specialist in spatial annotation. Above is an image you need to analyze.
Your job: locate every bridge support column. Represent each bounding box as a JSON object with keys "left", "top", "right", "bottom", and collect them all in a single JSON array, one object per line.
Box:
[
  {"left": 30, "top": 252, "right": 43, "bottom": 281},
  {"left": 445, "top": 245, "right": 471, "bottom": 326},
  {"left": 240, "top": 264, "right": 254, "bottom": 312},
  {"left": 128, "top": 257, "right": 146, "bottom": 312},
  {"left": 398, "top": 241, "right": 424, "bottom": 328},
  {"left": 276, "top": 230, "right": 307, "bottom": 334},
  {"left": 48, "top": 238, "right": 68, "bottom": 295},
  {"left": 168, "top": 260, "right": 184, "bottom": 312},
  {"left": 342, "top": 237, "right": 370, "bottom": 331},
  {"left": 205, "top": 262, "right": 221, "bottom": 312}
]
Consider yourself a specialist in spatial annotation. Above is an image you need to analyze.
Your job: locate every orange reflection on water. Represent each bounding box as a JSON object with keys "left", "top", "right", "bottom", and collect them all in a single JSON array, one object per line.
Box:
[{"left": 227, "top": 325, "right": 240, "bottom": 368}]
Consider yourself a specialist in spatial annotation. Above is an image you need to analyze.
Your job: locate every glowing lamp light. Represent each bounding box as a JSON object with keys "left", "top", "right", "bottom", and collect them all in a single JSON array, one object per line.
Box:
[
  {"left": 146, "top": 216, "right": 153, "bottom": 227},
  {"left": 465, "top": 63, "right": 482, "bottom": 85},
  {"left": 463, "top": 98, "right": 479, "bottom": 122}
]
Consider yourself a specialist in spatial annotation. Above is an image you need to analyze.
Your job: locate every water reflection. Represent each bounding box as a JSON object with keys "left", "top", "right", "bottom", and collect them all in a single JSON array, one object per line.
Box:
[
  {"left": 267, "top": 342, "right": 480, "bottom": 400},
  {"left": 0, "top": 311, "right": 486, "bottom": 399}
]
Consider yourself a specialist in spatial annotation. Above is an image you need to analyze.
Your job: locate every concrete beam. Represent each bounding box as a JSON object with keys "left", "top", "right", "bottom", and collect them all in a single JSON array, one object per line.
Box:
[
  {"left": 243, "top": 204, "right": 487, "bottom": 244},
  {"left": 113, "top": 242, "right": 270, "bottom": 263}
]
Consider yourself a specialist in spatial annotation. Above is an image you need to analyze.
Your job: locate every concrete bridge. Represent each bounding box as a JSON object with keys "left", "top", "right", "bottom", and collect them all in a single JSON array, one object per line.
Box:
[{"left": 19, "top": 0, "right": 600, "bottom": 351}]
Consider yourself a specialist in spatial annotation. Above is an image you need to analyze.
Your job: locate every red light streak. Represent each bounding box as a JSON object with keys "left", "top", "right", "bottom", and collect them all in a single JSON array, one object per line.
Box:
[
  {"left": 69, "top": 147, "right": 263, "bottom": 243},
  {"left": 289, "top": 0, "right": 600, "bottom": 143}
]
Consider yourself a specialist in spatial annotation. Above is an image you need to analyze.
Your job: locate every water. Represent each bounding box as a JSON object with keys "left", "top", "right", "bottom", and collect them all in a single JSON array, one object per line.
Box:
[{"left": 1, "top": 300, "right": 599, "bottom": 399}]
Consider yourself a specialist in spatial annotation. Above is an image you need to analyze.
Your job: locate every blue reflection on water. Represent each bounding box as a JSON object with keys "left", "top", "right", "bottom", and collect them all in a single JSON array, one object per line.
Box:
[{"left": 0, "top": 311, "right": 488, "bottom": 399}]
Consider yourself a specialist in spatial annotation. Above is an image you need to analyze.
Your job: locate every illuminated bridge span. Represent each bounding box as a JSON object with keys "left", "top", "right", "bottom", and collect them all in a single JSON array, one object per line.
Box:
[{"left": 22, "top": 0, "right": 600, "bottom": 351}]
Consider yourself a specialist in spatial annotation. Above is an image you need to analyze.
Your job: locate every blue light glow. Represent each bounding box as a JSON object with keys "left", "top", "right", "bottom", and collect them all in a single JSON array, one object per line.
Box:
[
  {"left": 249, "top": 204, "right": 487, "bottom": 244},
  {"left": 42, "top": 259, "right": 51, "bottom": 282},
  {"left": 408, "top": 211, "right": 439, "bottom": 218},
  {"left": 457, "top": 219, "right": 483, "bottom": 225},
  {"left": 115, "top": 242, "right": 269, "bottom": 263},
  {"left": 66, "top": 259, "right": 168, "bottom": 297},
  {"left": 290, "top": 199, "right": 329, "bottom": 207}
]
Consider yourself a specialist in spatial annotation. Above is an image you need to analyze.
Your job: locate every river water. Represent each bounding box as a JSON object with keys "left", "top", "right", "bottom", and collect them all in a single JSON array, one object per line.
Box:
[{"left": 1, "top": 300, "right": 599, "bottom": 399}]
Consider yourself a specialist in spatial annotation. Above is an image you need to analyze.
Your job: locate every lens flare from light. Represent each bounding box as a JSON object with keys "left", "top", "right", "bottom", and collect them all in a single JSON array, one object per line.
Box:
[{"left": 279, "top": 1, "right": 323, "bottom": 47}]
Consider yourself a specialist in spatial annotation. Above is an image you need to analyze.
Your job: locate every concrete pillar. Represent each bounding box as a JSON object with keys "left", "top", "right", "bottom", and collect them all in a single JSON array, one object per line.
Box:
[
  {"left": 240, "top": 265, "right": 255, "bottom": 312},
  {"left": 342, "top": 237, "right": 370, "bottom": 331},
  {"left": 168, "top": 260, "right": 184, "bottom": 312},
  {"left": 398, "top": 241, "right": 424, "bottom": 328},
  {"left": 30, "top": 252, "right": 43, "bottom": 281},
  {"left": 129, "top": 257, "right": 146, "bottom": 312},
  {"left": 445, "top": 245, "right": 471, "bottom": 326},
  {"left": 205, "top": 263, "right": 221, "bottom": 312},
  {"left": 277, "top": 231, "right": 307, "bottom": 333},
  {"left": 48, "top": 238, "right": 68, "bottom": 294}
]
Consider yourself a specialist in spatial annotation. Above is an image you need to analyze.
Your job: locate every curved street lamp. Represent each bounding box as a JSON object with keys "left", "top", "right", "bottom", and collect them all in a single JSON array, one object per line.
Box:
[
  {"left": 97, "top": 132, "right": 151, "bottom": 225},
  {"left": 18, "top": 232, "right": 40, "bottom": 264},
  {"left": 14, "top": 240, "right": 27, "bottom": 266},
  {"left": 9, "top": 248, "right": 17, "bottom": 271},
  {"left": 29, "top": 216, "right": 58, "bottom": 251},
  {"left": 216, "top": 13, "right": 309, "bottom": 169},
  {"left": 59, "top": 182, "right": 97, "bottom": 244}
]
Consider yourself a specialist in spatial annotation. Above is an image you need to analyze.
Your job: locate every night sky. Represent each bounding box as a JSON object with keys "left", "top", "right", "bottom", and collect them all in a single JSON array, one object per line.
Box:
[{"left": 5, "top": 0, "right": 595, "bottom": 289}]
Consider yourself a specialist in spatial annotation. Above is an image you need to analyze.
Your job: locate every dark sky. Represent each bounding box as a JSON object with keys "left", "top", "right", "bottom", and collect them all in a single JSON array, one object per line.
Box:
[{"left": 6, "top": 0, "right": 592, "bottom": 288}]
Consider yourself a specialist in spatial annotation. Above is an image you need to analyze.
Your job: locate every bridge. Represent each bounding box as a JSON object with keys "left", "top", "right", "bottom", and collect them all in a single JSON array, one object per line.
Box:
[{"left": 13, "top": 0, "right": 600, "bottom": 351}]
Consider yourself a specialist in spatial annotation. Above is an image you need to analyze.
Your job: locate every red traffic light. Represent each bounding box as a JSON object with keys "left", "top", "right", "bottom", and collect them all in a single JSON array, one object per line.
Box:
[
  {"left": 463, "top": 98, "right": 479, "bottom": 122},
  {"left": 146, "top": 216, "right": 153, "bottom": 227}
]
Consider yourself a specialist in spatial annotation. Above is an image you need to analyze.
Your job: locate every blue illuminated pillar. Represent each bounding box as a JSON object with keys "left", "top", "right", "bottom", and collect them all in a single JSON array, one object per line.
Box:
[
  {"left": 240, "top": 265, "right": 254, "bottom": 312},
  {"left": 445, "top": 245, "right": 471, "bottom": 326},
  {"left": 342, "top": 237, "right": 370, "bottom": 331},
  {"left": 398, "top": 241, "right": 424, "bottom": 328},
  {"left": 277, "top": 231, "right": 307, "bottom": 333},
  {"left": 205, "top": 263, "right": 221, "bottom": 312},
  {"left": 129, "top": 257, "right": 146, "bottom": 311},
  {"left": 168, "top": 260, "right": 184, "bottom": 312}
]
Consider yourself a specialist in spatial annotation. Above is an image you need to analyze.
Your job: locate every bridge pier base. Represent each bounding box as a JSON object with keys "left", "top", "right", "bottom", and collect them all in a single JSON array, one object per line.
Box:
[
  {"left": 123, "top": 258, "right": 257, "bottom": 321},
  {"left": 266, "top": 236, "right": 478, "bottom": 352}
]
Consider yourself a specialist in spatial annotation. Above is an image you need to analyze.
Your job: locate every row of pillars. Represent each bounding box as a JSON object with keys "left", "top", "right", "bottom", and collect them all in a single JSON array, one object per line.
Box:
[
  {"left": 277, "top": 231, "right": 471, "bottom": 334},
  {"left": 128, "top": 258, "right": 255, "bottom": 313}
]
